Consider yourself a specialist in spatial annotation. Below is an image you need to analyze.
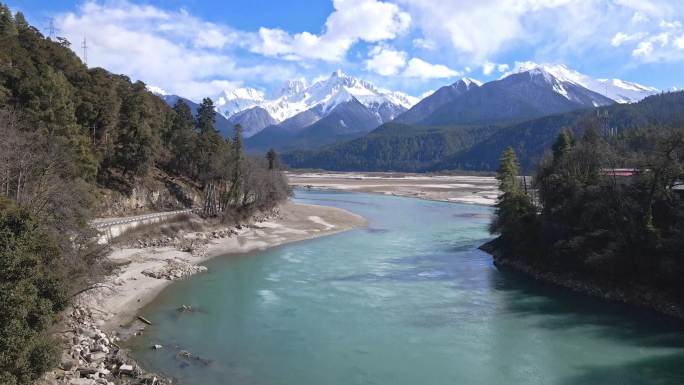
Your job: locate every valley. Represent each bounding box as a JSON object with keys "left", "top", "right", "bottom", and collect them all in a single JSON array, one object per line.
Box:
[{"left": 287, "top": 172, "right": 499, "bottom": 205}]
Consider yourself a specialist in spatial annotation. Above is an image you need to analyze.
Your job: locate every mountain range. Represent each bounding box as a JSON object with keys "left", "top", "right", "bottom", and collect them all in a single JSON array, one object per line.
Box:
[
  {"left": 280, "top": 63, "right": 663, "bottom": 172},
  {"left": 152, "top": 63, "right": 662, "bottom": 171}
]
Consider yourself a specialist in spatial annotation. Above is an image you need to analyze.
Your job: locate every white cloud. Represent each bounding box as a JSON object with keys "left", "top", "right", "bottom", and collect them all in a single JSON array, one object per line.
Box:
[
  {"left": 395, "top": 0, "right": 574, "bottom": 62},
  {"left": 392, "top": 0, "right": 684, "bottom": 67},
  {"left": 482, "top": 62, "right": 496, "bottom": 76},
  {"left": 56, "top": 1, "right": 295, "bottom": 101},
  {"left": 252, "top": 0, "right": 410, "bottom": 61},
  {"left": 631, "top": 11, "right": 650, "bottom": 24},
  {"left": 675, "top": 34, "right": 684, "bottom": 49},
  {"left": 632, "top": 40, "right": 654, "bottom": 57},
  {"left": 419, "top": 89, "right": 436, "bottom": 99},
  {"left": 365, "top": 46, "right": 407, "bottom": 76},
  {"left": 611, "top": 32, "right": 646, "bottom": 46},
  {"left": 483, "top": 61, "right": 509, "bottom": 75},
  {"left": 412, "top": 37, "right": 436, "bottom": 50},
  {"left": 402, "top": 58, "right": 460, "bottom": 79}
]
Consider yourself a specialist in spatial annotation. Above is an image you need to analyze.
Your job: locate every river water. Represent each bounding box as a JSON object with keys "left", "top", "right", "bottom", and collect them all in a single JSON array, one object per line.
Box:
[{"left": 130, "top": 190, "right": 684, "bottom": 385}]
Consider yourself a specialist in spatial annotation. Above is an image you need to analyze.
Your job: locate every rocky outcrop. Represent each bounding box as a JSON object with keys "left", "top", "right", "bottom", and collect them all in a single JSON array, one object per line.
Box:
[
  {"left": 98, "top": 169, "right": 202, "bottom": 217},
  {"left": 40, "top": 306, "right": 170, "bottom": 385},
  {"left": 142, "top": 260, "right": 208, "bottom": 280}
]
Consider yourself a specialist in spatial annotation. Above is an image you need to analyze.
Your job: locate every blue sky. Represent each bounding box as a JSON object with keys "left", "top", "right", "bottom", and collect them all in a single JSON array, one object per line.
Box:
[{"left": 9, "top": 0, "right": 684, "bottom": 101}]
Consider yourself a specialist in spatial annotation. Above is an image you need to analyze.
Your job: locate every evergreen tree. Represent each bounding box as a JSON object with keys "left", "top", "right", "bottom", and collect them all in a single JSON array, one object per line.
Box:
[
  {"left": 0, "top": 4, "right": 17, "bottom": 36},
  {"left": 497, "top": 147, "right": 521, "bottom": 196},
  {"left": 13, "top": 11, "right": 28, "bottom": 31},
  {"left": 552, "top": 129, "right": 574, "bottom": 162},
  {"left": 25, "top": 67, "right": 97, "bottom": 180},
  {"left": 490, "top": 147, "right": 536, "bottom": 250},
  {"left": 115, "top": 82, "right": 155, "bottom": 176},
  {"left": 266, "top": 148, "right": 278, "bottom": 170},
  {"left": 168, "top": 99, "right": 196, "bottom": 176},
  {"left": 230, "top": 124, "right": 245, "bottom": 203},
  {"left": 197, "top": 97, "right": 217, "bottom": 136},
  {"left": 0, "top": 200, "right": 67, "bottom": 385}
]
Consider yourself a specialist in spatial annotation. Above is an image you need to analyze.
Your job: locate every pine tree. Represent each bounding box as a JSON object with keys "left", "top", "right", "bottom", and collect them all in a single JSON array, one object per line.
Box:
[
  {"left": 115, "top": 82, "right": 155, "bottom": 176},
  {"left": 266, "top": 148, "right": 278, "bottom": 170},
  {"left": 197, "top": 97, "right": 217, "bottom": 136},
  {"left": 490, "top": 147, "right": 536, "bottom": 246},
  {"left": 552, "top": 129, "right": 574, "bottom": 162},
  {"left": 230, "top": 124, "right": 245, "bottom": 204},
  {"left": 0, "top": 4, "right": 17, "bottom": 36},
  {"left": 13, "top": 11, "right": 28, "bottom": 31},
  {"left": 168, "top": 99, "right": 196, "bottom": 176},
  {"left": 497, "top": 147, "right": 521, "bottom": 196}
]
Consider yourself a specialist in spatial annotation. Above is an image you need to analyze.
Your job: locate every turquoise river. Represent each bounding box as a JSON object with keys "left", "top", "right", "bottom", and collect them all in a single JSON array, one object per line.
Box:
[{"left": 130, "top": 190, "right": 684, "bottom": 385}]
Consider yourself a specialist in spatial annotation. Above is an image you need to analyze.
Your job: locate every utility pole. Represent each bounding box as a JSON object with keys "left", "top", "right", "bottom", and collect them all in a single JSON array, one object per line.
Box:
[{"left": 81, "top": 37, "right": 88, "bottom": 66}]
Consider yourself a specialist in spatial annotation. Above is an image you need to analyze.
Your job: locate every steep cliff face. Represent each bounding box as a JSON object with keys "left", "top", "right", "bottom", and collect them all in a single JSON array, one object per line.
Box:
[{"left": 96, "top": 168, "right": 202, "bottom": 217}]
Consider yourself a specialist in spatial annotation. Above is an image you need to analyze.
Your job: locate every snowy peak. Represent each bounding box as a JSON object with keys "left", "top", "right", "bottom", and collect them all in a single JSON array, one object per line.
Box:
[
  {"left": 215, "top": 87, "right": 265, "bottom": 117},
  {"left": 146, "top": 85, "right": 169, "bottom": 96},
  {"left": 212, "top": 70, "right": 417, "bottom": 127},
  {"left": 451, "top": 77, "right": 482, "bottom": 91},
  {"left": 277, "top": 79, "right": 308, "bottom": 98},
  {"left": 513, "top": 63, "right": 658, "bottom": 104},
  {"left": 460, "top": 77, "right": 483, "bottom": 88},
  {"left": 595, "top": 78, "right": 659, "bottom": 104}
]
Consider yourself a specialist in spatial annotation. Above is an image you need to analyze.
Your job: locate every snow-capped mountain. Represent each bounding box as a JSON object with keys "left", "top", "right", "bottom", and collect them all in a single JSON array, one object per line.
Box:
[
  {"left": 513, "top": 63, "right": 658, "bottom": 104},
  {"left": 213, "top": 70, "right": 418, "bottom": 137},
  {"left": 244, "top": 71, "right": 420, "bottom": 151},
  {"left": 214, "top": 88, "right": 265, "bottom": 118},
  {"left": 275, "top": 79, "right": 308, "bottom": 99}
]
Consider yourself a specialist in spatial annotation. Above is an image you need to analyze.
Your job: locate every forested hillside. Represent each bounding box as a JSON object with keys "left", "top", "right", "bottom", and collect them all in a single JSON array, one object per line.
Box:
[
  {"left": 446, "top": 92, "right": 684, "bottom": 171},
  {"left": 285, "top": 92, "right": 684, "bottom": 172},
  {"left": 487, "top": 119, "right": 684, "bottom": 316},
  {"left": 283, "top": 123, "right": 500, "bottom": 171},
  {"left": 0, "top": 5, "right": 288, "bottom": 384}
]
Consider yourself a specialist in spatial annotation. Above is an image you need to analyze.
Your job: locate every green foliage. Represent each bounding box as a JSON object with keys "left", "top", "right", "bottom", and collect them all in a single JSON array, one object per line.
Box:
[
  {"left": 489, "top": 148, "right": 537, "bottom": 252},
  {"left": 493, "top": 125, "right": 684, "bottom": 297},
  {"left": 114, "top": 82, "right": 157, "bottom": 176},
  {"left": 283, "top": 123, "right": 499, "bottom": 171},
  {"left": 0, "top": 4, "right": 17, "bottom": 36},
  {"left": 167, "top": 99, "right": 197, "bottom": 176},
  {"left": 0, "top": 200, "right": 66, "bottom": 385},
  {"left": 266, "top": 148, "right": 278, "bottom": 170},
  {"left": 284, "top": 92, "right": 684, "bottom": 173},
  {"left": 0, "top": 9, "right": 292, "bottom": 383}
]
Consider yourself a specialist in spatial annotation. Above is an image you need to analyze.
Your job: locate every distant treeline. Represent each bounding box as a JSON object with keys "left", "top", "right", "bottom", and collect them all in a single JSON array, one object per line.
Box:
[
  {"left": 0, "top": 4, "right": 288, "bottom": 384},
  {"left": 489, "top": 119, "right": 684, "bottom": 313},
  {"left": 284, "top": 92, "right": 684, "bottom": 173}
]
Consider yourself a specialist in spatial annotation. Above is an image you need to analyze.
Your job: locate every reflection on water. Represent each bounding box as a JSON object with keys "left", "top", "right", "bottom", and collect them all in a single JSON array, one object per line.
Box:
[{"left": 130, "top": 190, "right": 684, "bottom": 385}]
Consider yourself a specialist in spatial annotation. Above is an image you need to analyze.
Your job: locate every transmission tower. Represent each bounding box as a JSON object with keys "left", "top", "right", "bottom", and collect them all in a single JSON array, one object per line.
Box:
[
  {"left": 44, "top": 17, "right": 58, "bottom": 39},
  {"left": 81, "top": 37, "right": 88, "bottom": 66}
]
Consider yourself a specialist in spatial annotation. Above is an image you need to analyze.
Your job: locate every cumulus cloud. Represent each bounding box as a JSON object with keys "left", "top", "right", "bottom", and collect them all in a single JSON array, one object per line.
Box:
[
  {"left": 394, "top": 0, "right": 574, "bottom": 62},
  {"left": 611, "top": 32, "right": 646, "bottom": 46},
  {"left": 483, "top": 61, "right": 509, "bottom": 75},
  {"left": 402, "top": 58, "right": 460, "bottom": 79},
  {"left": 482, "top": 62, "right": 496, "bottom": 76},
  {"left": 365, "top": 46, "right": 407, "bottom": 76},
  {"left": 252, "top": 0, "right": 410, "bottom": 61},
  {"left": 412, "top": 37, "right": 436, "bottom": 50},
  {"left": 56, "top": 1, "right": 295, "bottom": 100},
  {"left": 393, "top": 0, "right": 684, "bottom": 67}
]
